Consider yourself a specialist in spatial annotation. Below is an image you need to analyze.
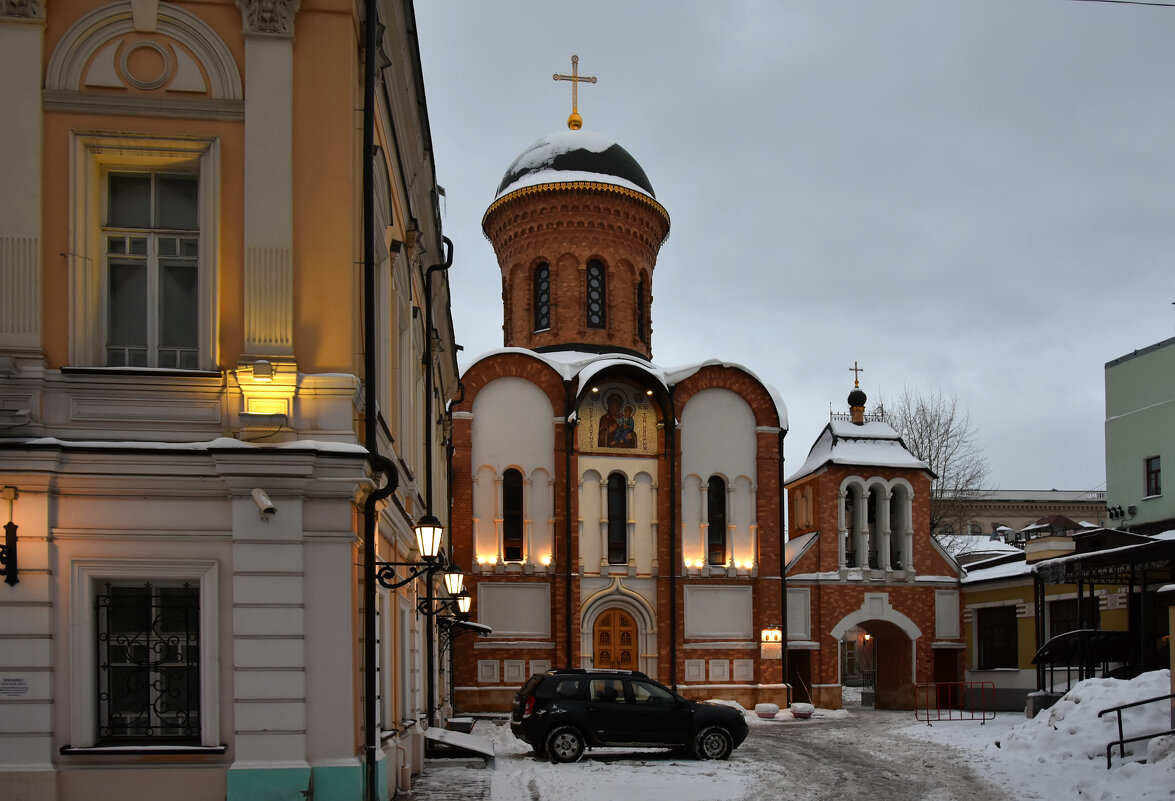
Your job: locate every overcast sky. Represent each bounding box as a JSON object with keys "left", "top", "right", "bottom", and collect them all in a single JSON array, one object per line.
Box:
[{"left": 414, "top": 0, "right": 1175, "bottom": 492}]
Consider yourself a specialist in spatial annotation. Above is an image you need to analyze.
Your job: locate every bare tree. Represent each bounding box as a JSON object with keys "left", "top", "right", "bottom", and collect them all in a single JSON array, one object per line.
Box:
[{"left": 875, "top": 387, "right": 991, "bottom": 549}]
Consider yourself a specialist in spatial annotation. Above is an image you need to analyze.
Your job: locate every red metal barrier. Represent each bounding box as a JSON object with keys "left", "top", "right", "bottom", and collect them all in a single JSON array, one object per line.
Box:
[{"left": 915, "top": 681, "right": 996, "bottom": 725}]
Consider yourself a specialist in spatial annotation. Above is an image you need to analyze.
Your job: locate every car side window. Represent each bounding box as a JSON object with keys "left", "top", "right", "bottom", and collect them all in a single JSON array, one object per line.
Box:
[
  {"left": 632, "top": 680, "right": 675, "bottom": 705},
  {"left": 588, "top": 678, "right": 626, "bottom": 704},
  {"left": 553, "top": 678, "right": 582, "bottom": 699}
]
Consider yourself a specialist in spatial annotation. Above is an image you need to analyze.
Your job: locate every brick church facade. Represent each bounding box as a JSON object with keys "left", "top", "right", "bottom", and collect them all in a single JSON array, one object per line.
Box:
[{"left": 449, "top": 111, "right": 963, "bottom": 713}]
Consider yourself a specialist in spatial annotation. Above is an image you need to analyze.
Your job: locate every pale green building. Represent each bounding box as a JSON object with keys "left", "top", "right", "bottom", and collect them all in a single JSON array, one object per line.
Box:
[{"left": 1105, "top": 335, "right": 1175, "bottom": 536}]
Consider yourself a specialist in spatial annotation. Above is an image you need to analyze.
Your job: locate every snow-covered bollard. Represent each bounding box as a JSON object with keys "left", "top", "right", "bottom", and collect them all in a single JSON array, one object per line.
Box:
[
  {"left": 790, "top": 702, "right": 815, "bottom": 719},
  {"left": 754, "top": 703, "right": 780, "bottom": 719}
]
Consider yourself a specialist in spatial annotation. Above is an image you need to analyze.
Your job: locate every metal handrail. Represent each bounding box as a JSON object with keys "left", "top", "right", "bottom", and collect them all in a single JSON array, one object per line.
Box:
[{"left": 1097, "top": 692, "right": 1175, "bottom": 769}]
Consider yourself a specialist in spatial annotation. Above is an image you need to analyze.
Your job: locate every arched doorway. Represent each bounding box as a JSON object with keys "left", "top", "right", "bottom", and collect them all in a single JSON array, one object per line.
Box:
[
  {"left": 830, "top": 594, "right": 923, "bottom": 710},
  {"left": 857, "top": 620, "right": 913, "bottom": 709},
  {"left": 594, "top": 608, "right": 638, "bottom": 669}
]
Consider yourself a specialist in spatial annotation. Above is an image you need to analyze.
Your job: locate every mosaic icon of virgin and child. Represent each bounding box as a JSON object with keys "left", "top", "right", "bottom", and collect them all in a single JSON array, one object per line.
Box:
[{"left": 597, "top": 392, "right": 638, "bottom": 449}]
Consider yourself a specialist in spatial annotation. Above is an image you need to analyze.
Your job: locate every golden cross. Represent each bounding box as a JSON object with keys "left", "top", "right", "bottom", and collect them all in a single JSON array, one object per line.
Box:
[
  {"left": 553, "top": 54, "right": 597, "bottom": 130},
  {"left": 849, "top": 361, "right": 864, "bottom": 387}
]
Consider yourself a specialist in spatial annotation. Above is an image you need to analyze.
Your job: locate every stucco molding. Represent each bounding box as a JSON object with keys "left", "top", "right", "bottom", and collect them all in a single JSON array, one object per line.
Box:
[
  {"left": 46, "top": 2, "right": 243, "bottom": 100},
  {"left": 235, "top": 0, "right": 300, "bottom": 38},
  {"left": 0, "top": 0, "right": 43, "bottom": 20}
]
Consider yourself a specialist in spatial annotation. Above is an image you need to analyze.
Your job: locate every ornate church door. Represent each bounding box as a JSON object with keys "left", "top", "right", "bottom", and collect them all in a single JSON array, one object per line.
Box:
[{"left": 593, "top": 608, "right": 637, "bottom": 669}]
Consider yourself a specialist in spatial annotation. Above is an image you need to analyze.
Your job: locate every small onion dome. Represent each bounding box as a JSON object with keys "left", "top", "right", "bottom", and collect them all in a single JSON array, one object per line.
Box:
[
  {"left": 493, "top": 129, "right": 656, "bottom": 201},
  {"left": 848, "top": 387, "right": 867, "bottom": 408}
]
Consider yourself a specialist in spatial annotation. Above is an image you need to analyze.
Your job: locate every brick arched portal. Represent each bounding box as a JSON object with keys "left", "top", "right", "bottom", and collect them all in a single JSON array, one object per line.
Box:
[{"left": 829, "top": 593, "right": 923, "bottom": 710}]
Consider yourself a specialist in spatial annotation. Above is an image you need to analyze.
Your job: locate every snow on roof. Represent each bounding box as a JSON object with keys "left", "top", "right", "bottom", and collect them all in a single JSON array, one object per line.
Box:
[
  {"left": 785, "top": 419, "right": 928, "bottom": 484},
  {"left": 974, "top": 489, "right": 1107, "bottom": 503},
  {"left": 493, "top": 130, "right": 657, "bottom": 202},
  {"left": 941, "top": 534, "right": 1022, "bottom": 559},
  {"left": 962, "top": 555, "right": 1031, "bottom": 583},
  {"left": 784, "top": 531, "right": 819, "bottom": 569},
  {"left": 462, "top": 347, "right": 789, "bottom": 429},
  {"left": 9, "top": 436, "right": 368, "bottom": 454},
  {"left": 494, "top": 169, "right": 652, "bottom": 201}
]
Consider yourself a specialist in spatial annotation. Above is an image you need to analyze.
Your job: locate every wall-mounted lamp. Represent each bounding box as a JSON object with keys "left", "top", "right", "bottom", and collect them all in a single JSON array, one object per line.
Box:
[
  {"left": 1, "top": 487, "right": 18, "bottom": 587},
  {"left": 374, "top": 514, "right": 446, "bottom": 591},
  {"left": 252, "top": 360, "right": 274, "bottom": 383},
  {"left": 418, "top": 586, "right": 471, "bottom": 619},
  {"left": 760, "top": 626, "right": 783, "bottom": 660}
]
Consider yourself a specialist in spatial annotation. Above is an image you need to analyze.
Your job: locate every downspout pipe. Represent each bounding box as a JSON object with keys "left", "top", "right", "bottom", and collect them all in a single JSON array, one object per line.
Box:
[
  {"left": 361, "top": 2, "right": 388, "bottom": 798},
  {"left": 564, "top": 380, "right": 574, "bottom": 669},
  {"left": 667, "top": 385, "right": 677, "bottom": 688},
  {"left": 422, "top": 236, "right": 453, "bottom": 728},
  {"left": 778, "top": 428, "right": 788, "bottom": 699}
]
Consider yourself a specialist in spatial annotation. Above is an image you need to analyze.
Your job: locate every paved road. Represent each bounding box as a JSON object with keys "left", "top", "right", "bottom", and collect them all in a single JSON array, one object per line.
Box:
[{"left": 399, "top": 709, "right": 1013, "bottom": 801}]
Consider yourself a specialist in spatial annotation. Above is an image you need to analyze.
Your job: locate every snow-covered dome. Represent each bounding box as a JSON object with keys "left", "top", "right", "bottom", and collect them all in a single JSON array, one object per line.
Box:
[{"left": 494, "top": 129, "right": 656, "bottom": 201}]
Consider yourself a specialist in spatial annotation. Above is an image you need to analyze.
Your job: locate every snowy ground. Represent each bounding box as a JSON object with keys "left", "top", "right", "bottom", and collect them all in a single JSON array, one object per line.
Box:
[
  {"left": 405, "top": 670, "right": 1173, "bottom": 801},
  {"left": 898, "top": 669, "right": 1174, "bottom": 801}
]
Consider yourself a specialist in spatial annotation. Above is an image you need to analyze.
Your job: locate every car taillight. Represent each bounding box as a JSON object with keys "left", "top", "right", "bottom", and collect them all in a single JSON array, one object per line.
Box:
[{"left": 523, "top": 695, "right": 535, "bottom": 717}]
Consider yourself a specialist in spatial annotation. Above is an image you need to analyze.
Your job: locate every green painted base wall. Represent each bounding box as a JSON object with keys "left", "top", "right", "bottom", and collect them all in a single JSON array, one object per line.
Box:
[{"left": 227, "top": 763, "right": 374, "bottom": 801}]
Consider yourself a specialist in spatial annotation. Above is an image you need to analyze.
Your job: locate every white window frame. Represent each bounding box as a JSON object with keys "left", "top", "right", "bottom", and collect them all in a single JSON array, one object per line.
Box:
[
  {"left": 70, "top": 559, "right": 220, "bottom": 748},
  {"left": 69, "top": 133, "right": 220, "bottom": 370}
]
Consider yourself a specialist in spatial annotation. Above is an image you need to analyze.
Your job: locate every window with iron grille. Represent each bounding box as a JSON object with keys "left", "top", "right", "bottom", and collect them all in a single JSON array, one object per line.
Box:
[
  {"left": 1145, "top": 455, "right": 1161, "bottom": 497},
  {"left": 586, "top": 260, "right": 606, "bottom": 328},
  {"left": 95, "top": 581, "right": 200, "bottom": 743},
  {"left": 533, "top": 263, "right": 550, "bottom": 332},
  {"left": 975, "top": 605, "right": 1018, "bottom": 669}
]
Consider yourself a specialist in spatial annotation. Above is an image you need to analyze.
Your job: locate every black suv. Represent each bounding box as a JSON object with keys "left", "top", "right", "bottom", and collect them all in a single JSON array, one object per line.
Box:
[{"left": 510, "top": 669, "right": 749, "bottom": 763}]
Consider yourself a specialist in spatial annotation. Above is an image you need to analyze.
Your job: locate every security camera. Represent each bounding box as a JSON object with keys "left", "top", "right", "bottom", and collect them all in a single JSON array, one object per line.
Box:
[{"left": 251, "top": 488, "right": 276, "bottom": 516}]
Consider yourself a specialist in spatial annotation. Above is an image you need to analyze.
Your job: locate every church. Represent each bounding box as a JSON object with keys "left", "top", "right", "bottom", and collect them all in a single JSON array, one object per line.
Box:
[{"left": 449, "top": 60, "right": 965, "bottom": 713}]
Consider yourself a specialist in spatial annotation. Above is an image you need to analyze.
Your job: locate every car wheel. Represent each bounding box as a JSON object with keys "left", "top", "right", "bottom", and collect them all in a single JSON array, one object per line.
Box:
[
  {"left": 546, "top": 725, "right": 585, "bottom": 763},
  {"left": 693, "top": 726, "right": 733, "bottom": 760}
]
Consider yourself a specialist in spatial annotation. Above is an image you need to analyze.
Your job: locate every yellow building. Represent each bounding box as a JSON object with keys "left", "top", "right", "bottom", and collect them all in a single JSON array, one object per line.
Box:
[
  {"left": 0, "top": 2, "right": 457, "bottom": 799},
  {"left": 961, "top": 528, "right": 1164, "bottom": 713}
]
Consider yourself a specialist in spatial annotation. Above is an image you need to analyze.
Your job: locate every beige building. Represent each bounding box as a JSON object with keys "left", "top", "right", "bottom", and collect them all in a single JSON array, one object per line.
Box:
[
  {"left": 953, "top": 489, "right": 1107, "bottom": 539},
  {"left": 0, "top": 2, "right": 457, "bottom": 799}
]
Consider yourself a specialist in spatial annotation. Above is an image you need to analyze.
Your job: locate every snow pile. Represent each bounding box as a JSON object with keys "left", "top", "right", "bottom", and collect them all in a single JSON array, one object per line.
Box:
[
  {"left": 903, "top": 670, "right": 1174, "bottom": 801},
  {"left": 1001, "top": 670, "right": 1170, "bottom": 764}
]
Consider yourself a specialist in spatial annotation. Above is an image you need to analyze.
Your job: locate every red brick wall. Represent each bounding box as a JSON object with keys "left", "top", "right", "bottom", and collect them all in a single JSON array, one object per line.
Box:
[{"left": 482, "top": 186, "right": 669, "bottom": 358}]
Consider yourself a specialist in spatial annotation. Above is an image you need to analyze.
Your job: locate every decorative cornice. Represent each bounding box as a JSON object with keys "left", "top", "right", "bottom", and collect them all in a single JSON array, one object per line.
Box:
[
  {"left": 43, "top": 89, "right": 244, "bottom": 121},
  {"left": 1, "top": 0, "right": 44, "bottom": 20},
  {"left": 235, "top": 0, "right": 300, "bottom": 37},
  {"left": 483, "top": 180, "right": 671, "bottom": 231}
]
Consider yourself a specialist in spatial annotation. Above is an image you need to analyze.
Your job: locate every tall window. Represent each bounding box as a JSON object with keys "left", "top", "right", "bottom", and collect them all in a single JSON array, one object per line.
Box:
[
  {"left": 707, "top": 476, "right": 727, "bottom": 566},
  {"left": 607, "top": 473, "right": 627, "bottom": 564},
  {"left": 503, "top": 468, "right": 524, "bottom": 562},
  {"left": 1145, "top": 456, "right": 1161, "bottom": 497},
  {"left": 586, "top": 259, "right": 606, "bottom": 328},
  {"left": 104, "top": 171, "right": 200, "bottom": 368},
  {"left": 533, "top": 263, "right": 550, "bottom": 332},
  {"left": 976, "top": 606, "right": 1018, "bottom": 669},
  {"left": 95, "top": 581, "right": 200, "bottom": 743},
  {"left": 636, "top": 277, "right": 648, "bottom": 343}
]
